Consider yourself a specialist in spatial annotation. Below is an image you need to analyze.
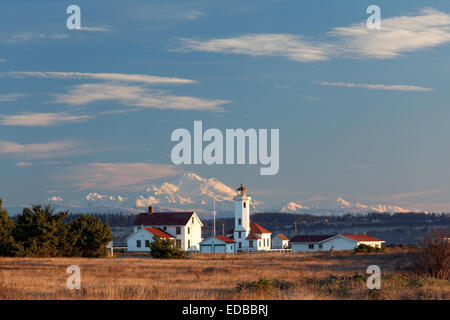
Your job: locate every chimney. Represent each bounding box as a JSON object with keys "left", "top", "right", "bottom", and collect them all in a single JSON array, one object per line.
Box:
[{"left": 148, "top": 206, "right": 154, "bottom": 214}]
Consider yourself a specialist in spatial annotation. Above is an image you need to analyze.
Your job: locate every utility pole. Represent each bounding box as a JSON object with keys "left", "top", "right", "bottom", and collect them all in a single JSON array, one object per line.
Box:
[
  {"left": 294, "top": 220, "right": 297, "bottom": 235},
  {"left": 222, "top": 223, "right": 225, "bottom": 236},
  {"left": 212, "top": 199, "right": 217, "bottom": 237}
]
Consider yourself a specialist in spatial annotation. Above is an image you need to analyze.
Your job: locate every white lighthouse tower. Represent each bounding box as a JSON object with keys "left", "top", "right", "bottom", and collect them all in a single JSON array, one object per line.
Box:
[{"left": 233, "top": 184, "right": 251, "bottom": 250}]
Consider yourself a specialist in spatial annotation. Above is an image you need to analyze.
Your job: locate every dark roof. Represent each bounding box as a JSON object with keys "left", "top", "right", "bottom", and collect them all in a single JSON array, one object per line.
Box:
[
  {"left": 341, "top": 234, "right": 383, "bottom": 242},
  {"left": 250, "top": 221, "right": 271, "bottom": 234},
  {"left": 133, "top": 212, "right": 195, "bottom": 226},
  {"left": 290, "top": 235, "right": 336, "bottom": 243},
  {"left": 144, "top": 227, "right": 174, "bottom": 239},
  {"left": 215, "top": 235, "right": 236, "bottom": 243}
]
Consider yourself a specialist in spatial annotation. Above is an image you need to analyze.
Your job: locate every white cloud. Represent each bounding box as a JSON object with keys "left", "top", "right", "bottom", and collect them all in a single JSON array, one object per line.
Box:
[
  {"left": 79, "top": 27, "right": 109, "bottom": 32},
  {"left": 321, "top": 82, "right": 433, "bottom": 92},
  {"left": 0, "top": 58, "right": 6, "bottom": 63},
  {"left": 15, "top": 161, "right": 33, "bottom": 167},
  {"left": 179, "top": 33, "right": 330, "bottom": 62},
  {"left": 0, "top": 94, "right": 27, "bottom": 103},
  {"left": 7, "top": 32, "right": 69, "bottom": 42},
  {"left": 179, "top": 10, "right": 205, "bottom": 20},
  {"left": 0, "top": 141, "right": 84, "bottom": 159},
  {"left": 48, "top": 196, "right": 63, "bottom": 202},
  {"left": 53, "top": 83, "right": 230, "bottom": 111},
  {"left": 6, "top": 71, "right": 195, "bottom": 85},
  {"left": 0, "top": 112, "right": 92, "bottom": 126},
  {"left": 331, "top": 9, "right": 450, "bottom": 59},
  {"left": 179, "top": 9, "right": 450, "bottom": 62},
  {"left": 59, "top": 162, "right": 181, "bottom": 191}
]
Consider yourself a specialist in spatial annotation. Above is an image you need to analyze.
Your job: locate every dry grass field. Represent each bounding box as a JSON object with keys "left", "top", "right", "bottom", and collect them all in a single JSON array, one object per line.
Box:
[{"left": 0, "top": 248, "right": 449, "bottom": 300}]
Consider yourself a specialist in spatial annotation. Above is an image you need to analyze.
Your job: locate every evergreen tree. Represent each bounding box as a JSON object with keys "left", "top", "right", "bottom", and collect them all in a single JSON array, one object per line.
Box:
[
  {"left": 13, "top": 205, "right": 69, "bottom": 257},
  {"left": 0, "top": 199, "right": 17, "bottom": 256},
  {"left": 148, "top": 235, "right": 183, "bottom": 259},
  {"left": 69, "top": 215, "right": 113, "bottom": 257}
]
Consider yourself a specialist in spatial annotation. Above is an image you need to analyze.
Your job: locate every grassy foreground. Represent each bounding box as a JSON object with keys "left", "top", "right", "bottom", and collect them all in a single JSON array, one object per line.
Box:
[{"left": 0, "top": 248, "right": 448, "bottom": 300}]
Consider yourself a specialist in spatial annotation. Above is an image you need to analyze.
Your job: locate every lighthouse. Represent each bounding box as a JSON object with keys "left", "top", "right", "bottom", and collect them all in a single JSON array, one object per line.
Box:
[{"left": 234, "top": 184, "right": 251, "bottom": 249}]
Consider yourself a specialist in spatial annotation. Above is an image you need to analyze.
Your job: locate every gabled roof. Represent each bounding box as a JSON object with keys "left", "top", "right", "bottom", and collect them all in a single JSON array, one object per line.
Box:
[
  {"left": 290, "top": 235, "right": 336, "bottom": 243},
  {"left": 341, "top": 234, "right": 383, "bottom": 242},
  {"left": 144, "top": 227, "right": 174, "bottom": 239},
  {"left": 250, "top": 221, "right": 271, "bottom": 234},
  {"left": 246, "top": 233, "right": 261, "bottom": 240},
  {"left": 133, "top": 211, "right": 198, "bottom": 226},
  {"left": 215, "top": 235, "right": 236, "bottom": 243},
  {"left": 275, "top": 233, "right": 289, "bottom": 241}
]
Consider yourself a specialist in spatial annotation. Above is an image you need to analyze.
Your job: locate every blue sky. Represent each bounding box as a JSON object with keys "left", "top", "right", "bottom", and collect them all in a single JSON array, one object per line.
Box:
[{"left": 1, "top": 0, "right": 450, "bottom": 212}]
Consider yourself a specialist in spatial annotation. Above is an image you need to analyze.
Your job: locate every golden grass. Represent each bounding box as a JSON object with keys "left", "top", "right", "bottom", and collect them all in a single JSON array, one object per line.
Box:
[{"left": 0, "top": 248, "right": 448, "bottom": 300}]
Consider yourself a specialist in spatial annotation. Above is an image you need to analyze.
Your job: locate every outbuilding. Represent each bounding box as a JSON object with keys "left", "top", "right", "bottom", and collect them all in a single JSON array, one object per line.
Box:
[
  {"left": 290, "top": 234, "right": 384, "bottom": 252},
  {"left": 200, "top": 235, "right": 236, "bottom": 253}
]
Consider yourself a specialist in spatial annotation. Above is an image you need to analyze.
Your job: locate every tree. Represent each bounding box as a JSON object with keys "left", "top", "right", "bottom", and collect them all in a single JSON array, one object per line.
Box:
[
  {"left": 148, "top": 235, "right": 184, "bottom": 259},
  {"left": 0, "top": 199, "right": 17, "bottom": 256},
  {"left": 69, "top": 215, "right": 113, "bottom": 257},
  {"left": 13, "top": 205, "right": 69, "bottom": 257},
  {"left": 417, "top": 228, "right": 449, "bottom": 279}
]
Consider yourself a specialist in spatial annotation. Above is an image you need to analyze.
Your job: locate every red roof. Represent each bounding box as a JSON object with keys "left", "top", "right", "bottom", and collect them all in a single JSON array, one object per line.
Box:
[
  {"left": 290, "top": 235, "right": 336, "bottom": 243},
  {"left": 341, "top": 234, "right": 383, "bottom": 242},
  {"left": 246, "top": 233, "right": 261, "bottom": 240},
  {"left": 215, "top": 235, "right": 235, "bottom": 243},
  {"left": 250, "top": 221, "right": 271, "bottom": 234},
  {"left": 276, "top": 233, "right": 289, "bottom": 241},
  {"left": 133, "top": 211, "right": 195, "bottom": 226},
  {"left": 144, "top": 227, "right": 174, "bottom": 239}
]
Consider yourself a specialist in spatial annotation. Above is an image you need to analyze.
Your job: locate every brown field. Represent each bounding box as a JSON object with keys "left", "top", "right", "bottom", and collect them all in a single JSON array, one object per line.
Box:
[{"left": 0, "top": 248, "right": 449, "bottom": 300}]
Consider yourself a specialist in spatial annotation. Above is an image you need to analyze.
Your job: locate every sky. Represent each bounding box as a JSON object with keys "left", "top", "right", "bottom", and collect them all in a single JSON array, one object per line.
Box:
[{"left": 1, "top": 0, "right": 450, "bottom": 213}]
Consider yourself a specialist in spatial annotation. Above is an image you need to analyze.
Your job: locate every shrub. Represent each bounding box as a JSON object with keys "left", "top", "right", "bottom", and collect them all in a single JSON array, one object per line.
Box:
[
  {"left": 354, "top": 244, "right": 385, "bottom": 253},
  {"left": 416, "top": 229, "right": 449, "bottom": 280},
  {"left": 148, "top": 235, "right": 184, "bottom": 259}
]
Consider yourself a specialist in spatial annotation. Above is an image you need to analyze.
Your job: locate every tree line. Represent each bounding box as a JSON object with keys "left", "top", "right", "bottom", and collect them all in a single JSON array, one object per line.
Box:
[{"left": 0, "top": 199, "right": 112, "bottom": 257}]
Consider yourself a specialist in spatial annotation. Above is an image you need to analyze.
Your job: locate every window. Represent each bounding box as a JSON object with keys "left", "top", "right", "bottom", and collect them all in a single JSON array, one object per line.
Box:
[
  {"left": 187, "top": 227, "right": 190, "bottom": 235},
  {"left": 308, "top": 244, "right": 314, "bottom": 250},
  {"left": 188, "top": 240, "right": 191, "bottom": 248},
  {"left": 249, "top": 240, "right": 254, "bottom": 247},
  {"left": 238, "top": 231, "right": 241, "bottom": 239},
  {"left": 243, "top": 202, "right": 246, "bottom": 208},
  {"left": 176, "top": 227, "right": 181, "bottom": 235},
  {"left": 238, "top": 242, "right": 242, "bottom": 249},
  {"left": 238, "top": 218, "right": 241, "bottom": 225},
  {"left": 136, "top": 240, "right": 141, "bottom": 248},
  {"left": 145, "top": 240, "right": 150, "bottom": 248},
  {"left": 319, "top": 244, "right": 323, "bottom": 250},
  {"left": 258, "top": 240, "right": 261, "bottom": 247},
  {"left": 163, "top": 226, "right": 167, "bottom": 230},
  {"left": 192, "top": 217, "right": 195, "bottom": 224},
  {"left": 176, "top": 240, "right": 181, "bottom": 248}
]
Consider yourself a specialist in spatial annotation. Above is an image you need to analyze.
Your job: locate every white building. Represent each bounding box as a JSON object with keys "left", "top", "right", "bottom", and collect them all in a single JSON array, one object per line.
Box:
[
  {"left": 232, "top": 184, "right": 272, "bottom": 252},
  {"left": 290, "top": 234, "right": 385, "bottom": 252},
  {"left": 200, "top": 235, "right": 236, "bottom": 253},
  {"left": 272, "top": 234, "right": 289, "bottom": 249},
  {"left": 126, "top": 227, "right": 174, "bottom": 252},
  {"left": 128, "top": 206, "right": 203, "bottom": 252}
]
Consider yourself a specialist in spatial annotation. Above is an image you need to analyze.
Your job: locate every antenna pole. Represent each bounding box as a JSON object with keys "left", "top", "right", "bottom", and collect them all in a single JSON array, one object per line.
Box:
[{"left": 212, "top": 199, "right": 217, "bottom": 237}]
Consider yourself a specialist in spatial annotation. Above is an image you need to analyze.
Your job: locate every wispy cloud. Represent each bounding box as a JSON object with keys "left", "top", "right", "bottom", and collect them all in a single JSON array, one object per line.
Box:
[
  {"left": 179, "top": 10, "right": 205, "bottom": 20},
  {"left": 0, "top": 94, "right": 27, "bottom": 103},
  {"left": 0, "top": 112, "right": 92, "bottom": 127},
  {"left": 178, "top": 34, "right": 330, "bottom": 62},
  {"left": 0, "top": 141, "right": 85, "bottom": 159},
  {"left": 0, "top": 58, "right": 6, "bottom": 63},
  {"left": 5, "top": 71, "right": 195, "bottom": 85},
  {"left": 53, "top": 83, "right": 230, "bottom": 111},
  {"left": 7, "top": 32, "right": 69, "bottom": 42},
  {"left": 330, "top": 9, "right": 450, "bottom": 59},
  {"left": 15, "top": 161, "right": 33, "bottom": 167},
  {"left": 178, "top": 9, "right": 450, "bottom": 62},
  {"left": 59, "top": 162, "right": 181, "bottom": 191},
  {"left": 321, "top": 82, "right": 433, "bottom": 92},
  {"left": 79, "top": 27, "right": 109, "bottom": 32}
]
